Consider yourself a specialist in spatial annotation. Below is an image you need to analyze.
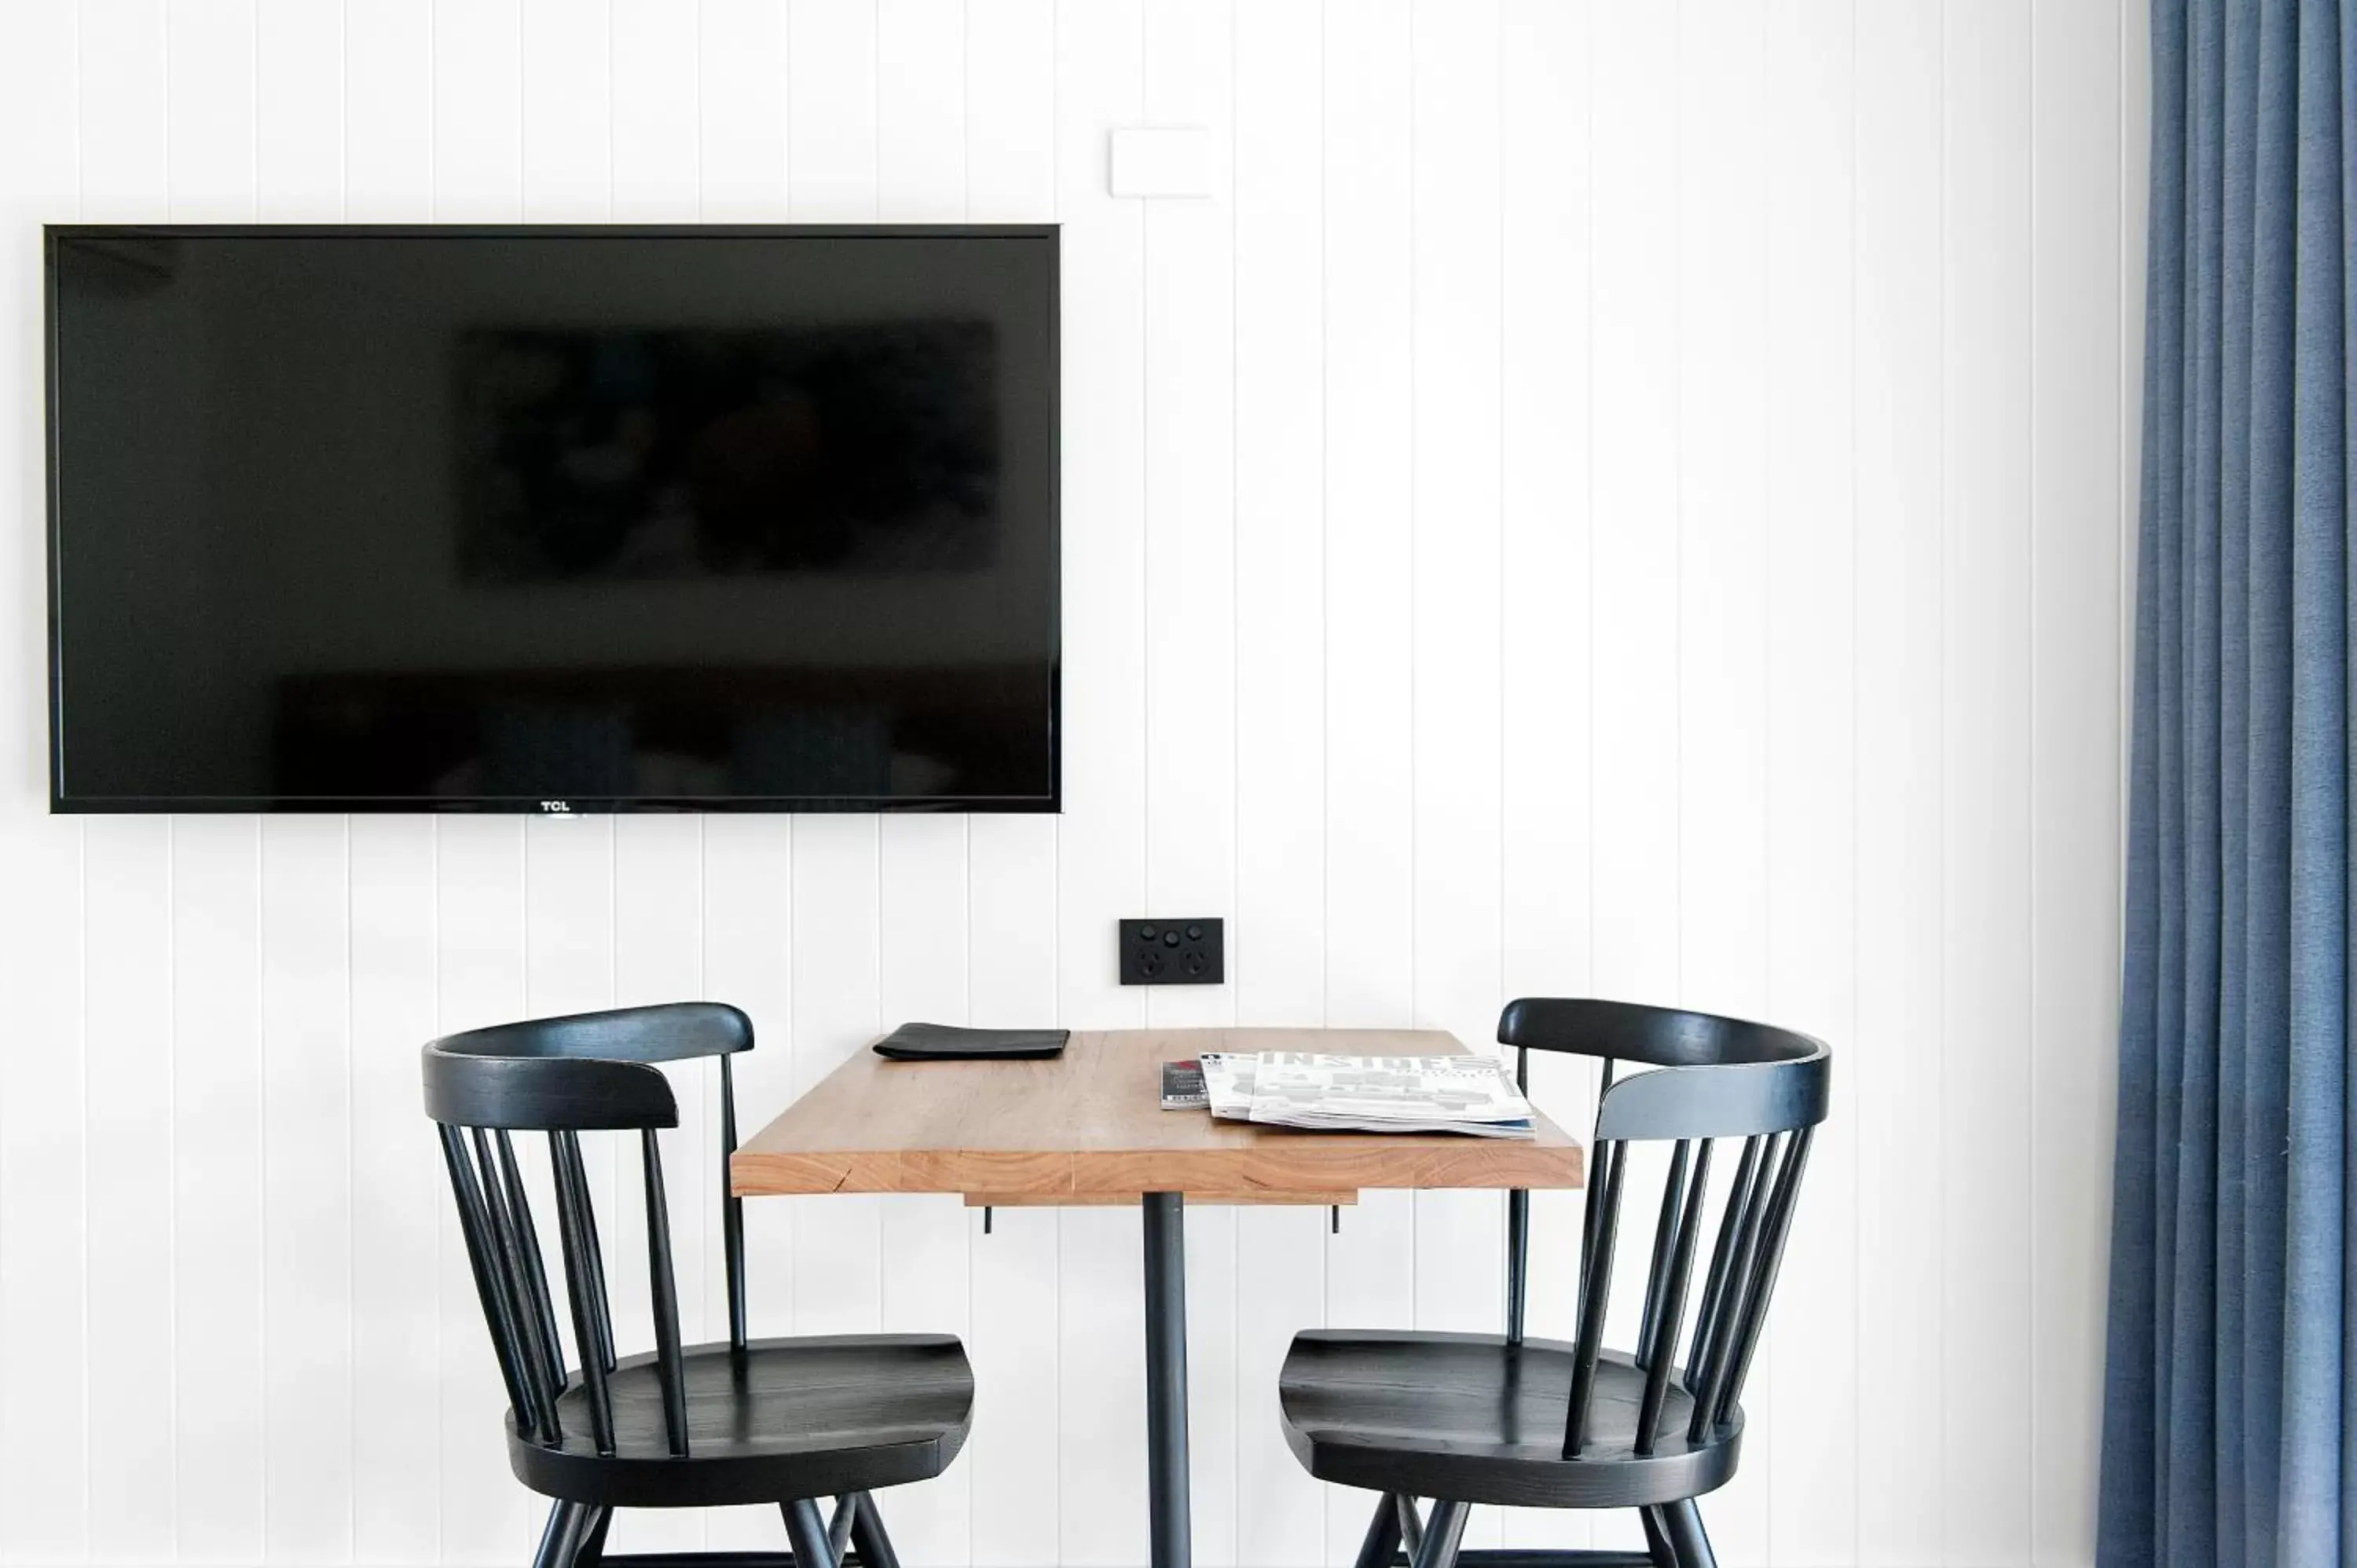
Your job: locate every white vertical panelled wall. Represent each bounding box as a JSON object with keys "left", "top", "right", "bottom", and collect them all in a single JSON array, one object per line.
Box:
[{"left": 0, "top": 2, "right": 2142, "bottom": 1565}]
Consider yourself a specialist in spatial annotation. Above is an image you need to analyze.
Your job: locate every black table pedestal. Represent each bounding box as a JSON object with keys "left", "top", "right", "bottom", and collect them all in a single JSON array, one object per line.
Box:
[{"left": 1142, "top": 1192, "right": 1191, "bottom": 1568}]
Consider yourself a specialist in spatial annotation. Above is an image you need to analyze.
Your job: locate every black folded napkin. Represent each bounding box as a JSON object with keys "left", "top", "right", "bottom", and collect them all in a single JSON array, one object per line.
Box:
[{"left": 871, "top": 1022, "right": 1070, "bottom": 1061}]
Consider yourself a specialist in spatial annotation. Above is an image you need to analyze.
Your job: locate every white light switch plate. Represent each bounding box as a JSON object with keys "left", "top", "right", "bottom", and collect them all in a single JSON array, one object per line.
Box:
[{"left": 1108, "top": 126, "right": 1211, "bottom": 198}]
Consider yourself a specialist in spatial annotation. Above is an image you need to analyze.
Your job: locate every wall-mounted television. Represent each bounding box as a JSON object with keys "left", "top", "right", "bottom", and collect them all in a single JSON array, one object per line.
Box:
[{"left": 46, "top": 225, "right": 1060, "bottom": 813}]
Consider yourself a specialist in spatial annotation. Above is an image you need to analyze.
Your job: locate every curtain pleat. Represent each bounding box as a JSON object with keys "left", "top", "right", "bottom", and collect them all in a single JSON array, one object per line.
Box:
[{"left": 2101, "top": 1, "right": 2353, "bottom": 1563}]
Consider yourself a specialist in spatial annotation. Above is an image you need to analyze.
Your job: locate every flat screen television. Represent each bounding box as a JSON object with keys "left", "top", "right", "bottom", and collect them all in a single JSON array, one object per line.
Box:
[{"left": 46, "top": 225, "right": 1060, "bottom": 813}]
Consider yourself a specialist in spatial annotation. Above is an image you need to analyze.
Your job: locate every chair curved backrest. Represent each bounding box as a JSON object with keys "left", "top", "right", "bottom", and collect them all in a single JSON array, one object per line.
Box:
[
  {"left": 432, "top": 999, "right": 754, "bottom": 1068},
  {"left": 422, "top": 1002, "right": 757, "bottom": 1462},
  {"left": 1494, "top": 998, "right": 1831, "bottom": 1462},
  {"left": 1499, "top": 996, "right": 1829, "bottom": 1141}
]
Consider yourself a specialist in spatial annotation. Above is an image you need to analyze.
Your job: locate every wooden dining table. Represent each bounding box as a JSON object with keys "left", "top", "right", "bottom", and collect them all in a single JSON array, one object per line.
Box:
[{"left": 731, "top": 1026, "right": 1587, "bottom": 1568}]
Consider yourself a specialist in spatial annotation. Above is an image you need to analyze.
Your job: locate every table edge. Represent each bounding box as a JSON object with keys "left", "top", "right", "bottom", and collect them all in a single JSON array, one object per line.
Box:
[{"left": 729, "top": 1139, "right": 1585, "bottom": 1198}]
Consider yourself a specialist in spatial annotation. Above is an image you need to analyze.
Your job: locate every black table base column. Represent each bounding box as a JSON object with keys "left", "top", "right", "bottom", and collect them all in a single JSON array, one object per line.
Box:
[{"left": 1142, "top": 1192, "right": 1191, "bottom": 1568}]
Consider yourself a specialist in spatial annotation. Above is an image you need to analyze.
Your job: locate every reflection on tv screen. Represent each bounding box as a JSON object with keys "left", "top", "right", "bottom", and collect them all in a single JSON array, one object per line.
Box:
[{"left": 460, "top": 322, "right": 1001, "bottom": 581}]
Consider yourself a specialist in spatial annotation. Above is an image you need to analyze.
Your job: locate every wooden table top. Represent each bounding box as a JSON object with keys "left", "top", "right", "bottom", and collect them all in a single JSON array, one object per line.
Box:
[{"left": 731, "top": 1027, "right": 1586, "bottom": 1205}]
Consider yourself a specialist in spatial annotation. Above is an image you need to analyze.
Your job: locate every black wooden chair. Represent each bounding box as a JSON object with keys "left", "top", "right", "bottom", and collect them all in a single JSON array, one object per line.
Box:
[
  {"left": 1277, "top": 998, "right": 1831, "bottom": 1568},
  {"left": 423, "top": 1002, "right": 974, "bottom": 1568}
]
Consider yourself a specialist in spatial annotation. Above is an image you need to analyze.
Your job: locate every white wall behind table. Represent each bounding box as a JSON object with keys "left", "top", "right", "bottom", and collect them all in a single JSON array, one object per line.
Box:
[{"left": 0, "top": 2, "right": 2143, "bottom": 1565}]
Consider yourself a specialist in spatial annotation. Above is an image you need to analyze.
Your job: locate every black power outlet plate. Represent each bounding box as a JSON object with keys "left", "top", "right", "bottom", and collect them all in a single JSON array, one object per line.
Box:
[{"left": 1119, "top": 918, "right": 1224, "bottom": 985}]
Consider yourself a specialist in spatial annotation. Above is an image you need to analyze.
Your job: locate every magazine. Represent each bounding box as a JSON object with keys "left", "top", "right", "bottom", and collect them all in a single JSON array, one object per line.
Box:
[
  {"left": 1196, "top": 1051, "right": 1534, "bottom": 1139},
  {"left": 1160, "top": 1059, "right": 1208, "bottom": 1109}
]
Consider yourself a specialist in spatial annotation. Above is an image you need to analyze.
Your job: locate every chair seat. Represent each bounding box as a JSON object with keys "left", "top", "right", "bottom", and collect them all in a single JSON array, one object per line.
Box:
[
  {"left": 1278, "top": 1330, "right": 1741, "bottom": 1509},
  {"left": 509, "top": 1333, "right": 975, "bottom": 1508}
]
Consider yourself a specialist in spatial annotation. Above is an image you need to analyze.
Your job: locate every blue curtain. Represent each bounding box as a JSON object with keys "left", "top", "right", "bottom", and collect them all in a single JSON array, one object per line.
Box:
[{"left": 2102, "top": 1, "right": 2355, "bottom": 1563}]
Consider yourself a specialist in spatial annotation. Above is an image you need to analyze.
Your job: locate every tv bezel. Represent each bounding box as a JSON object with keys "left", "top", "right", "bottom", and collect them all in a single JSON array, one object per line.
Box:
[{"left": 44, "top": 222, "right": 1062, "bottom": 816}]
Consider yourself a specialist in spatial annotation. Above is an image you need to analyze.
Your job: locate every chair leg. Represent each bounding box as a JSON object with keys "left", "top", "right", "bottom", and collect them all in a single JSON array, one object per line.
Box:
[
  {"left": 1655, "top": 1501, "right": 1716, "bottom": 1568},
  {"left": 848, "top": 1493, "right": 903, "bottom": 1568},
  {"left": 533, "top": 1503, "right": 592, "bottom": 1568},
  {"left": 1409, "top": 1499, "right": 1469, "bottom": 1568},
  {"left": 1638, "top": 1507, "right": 1674, "bottom": 1567},
  {"left": 1395, "top": 1495, "right": 1425, "bottom": 1561},
  {"left": 1351, "top": 1493, "right": 1404, "bottom": 1568},
  {"left": 573, "top": 1507, "right": 613, "bottom": 1568},
  {"left": 783, "top": 1497, "right": 840, "bottom": 1568}
]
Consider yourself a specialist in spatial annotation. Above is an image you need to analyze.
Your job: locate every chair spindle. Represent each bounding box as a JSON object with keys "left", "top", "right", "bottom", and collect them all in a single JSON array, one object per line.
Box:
[
  {"left": 1562, "top": 1134, "right": 1626, "bottom": 1457},
  {"left": 1683, "top": 1133, "right": 1765, "bottom": 1396},
  {"left": 554, "top": 1132, "right": 617, "bottom": 1372},
  {"left": 471, "top": 1127, "right": 564, "bottom": 1442},
  {"left": 1506, "top": 1046, "right": 1532, "bottom": 1344},
  {"left": 641, "top": 1127, "right": 691, "bottom": 1456},
  {"left": 1713, "top": 1126, "right": 1814, "bottom": 1426},
  {"left": 1635, "top": 1139, "right": 1694, "bottom": 1367},
  {"left": 439, "top": 1124, "right": 544, "bottom": 1438},
  {"left": 549, "top": 1130, "right": 618, "bottom": 1455},
  {"left": 720, "top": 1054, "right": 750, "bottom": 1354},
  {"left": 1688, "top": 1130, "right": 1787, "bottom": 1441},
  {"left": 1574, "top": 1059, "right": 1619, "bottom": 1305},
  {"left": 493, "top": 1130, "right": 569, "bottom": 1396},
  {"left": 1633, "top": 1139, "right": 1712, "bottom": 1453},
  {"left": 1505, "top": 1188, "right": 1531, "bottom": 1345}
]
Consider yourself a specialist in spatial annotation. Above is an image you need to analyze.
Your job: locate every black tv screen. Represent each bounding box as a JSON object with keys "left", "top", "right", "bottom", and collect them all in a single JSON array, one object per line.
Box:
[{"left": 46, "top": 225, "right": 1060, "bottom": 812}]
